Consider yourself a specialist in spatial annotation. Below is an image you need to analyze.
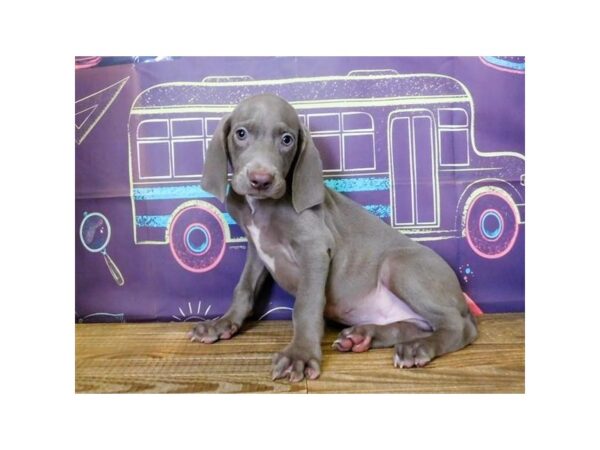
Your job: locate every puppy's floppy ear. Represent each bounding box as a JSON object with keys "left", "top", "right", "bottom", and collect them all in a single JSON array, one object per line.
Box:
[
  {"left": 201, "top": 114, "right": 231, "bottom": 203},
  {"left": 292, "top": 125, "right": 325, "bottom": 213}
]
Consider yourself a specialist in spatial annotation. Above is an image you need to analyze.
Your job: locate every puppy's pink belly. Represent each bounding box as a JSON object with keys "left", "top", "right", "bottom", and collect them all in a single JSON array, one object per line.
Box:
[{"left": 326, "top": 284, "right": 433, "bottom": 331}]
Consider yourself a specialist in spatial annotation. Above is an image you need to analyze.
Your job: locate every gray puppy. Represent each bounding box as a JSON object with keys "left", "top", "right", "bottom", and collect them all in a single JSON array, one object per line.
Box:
[{"left": 189, "top": 94, "right": 478, "bottom": 382}]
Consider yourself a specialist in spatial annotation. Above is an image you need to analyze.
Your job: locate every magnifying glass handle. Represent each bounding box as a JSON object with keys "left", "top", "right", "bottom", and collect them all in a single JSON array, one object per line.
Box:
[{"left": 103, "top": 252, "right": 125, "bottom": 286}]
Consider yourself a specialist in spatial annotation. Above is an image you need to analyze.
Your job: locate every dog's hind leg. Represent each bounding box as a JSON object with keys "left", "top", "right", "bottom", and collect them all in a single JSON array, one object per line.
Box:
[
  {"left": 333, "top": 248, "right": 478, "bottom": 368},
  {"left": 332, "top": 321, "right": 432, "bottom": 353}
]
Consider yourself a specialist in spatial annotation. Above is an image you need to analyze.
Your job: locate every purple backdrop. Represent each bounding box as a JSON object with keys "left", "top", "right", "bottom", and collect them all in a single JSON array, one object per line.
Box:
[{"left": 75, "top": 56, "right": 525, "bottom": 323}]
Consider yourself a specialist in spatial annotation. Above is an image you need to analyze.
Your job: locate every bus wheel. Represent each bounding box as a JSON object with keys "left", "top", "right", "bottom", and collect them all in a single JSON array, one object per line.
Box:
[
  {"left": 168, "top": 203, "right": 227, "bottom": 272},
  {"left": 464, "top": 188, "right": 519, "bottom": 259}
]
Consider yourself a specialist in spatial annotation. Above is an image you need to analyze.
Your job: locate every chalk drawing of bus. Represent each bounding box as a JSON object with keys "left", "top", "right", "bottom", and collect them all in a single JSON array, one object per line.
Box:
[{"left": 128, "top": 70, "right": 524, "bottom": 273}]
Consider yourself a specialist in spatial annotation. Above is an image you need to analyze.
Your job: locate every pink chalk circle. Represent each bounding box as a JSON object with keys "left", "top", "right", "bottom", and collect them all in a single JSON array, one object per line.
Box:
[
  {"left": 169, "top": 204, "right": 227, "bottom": 272},
  {"left": 465, "top": 190, "right": 519, "bottom": 259}
]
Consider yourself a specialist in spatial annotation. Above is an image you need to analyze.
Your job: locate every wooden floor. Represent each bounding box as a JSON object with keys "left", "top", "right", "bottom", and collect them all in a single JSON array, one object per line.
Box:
[{"left": 76, "top": 313, "right": 524, "bottom": 393}]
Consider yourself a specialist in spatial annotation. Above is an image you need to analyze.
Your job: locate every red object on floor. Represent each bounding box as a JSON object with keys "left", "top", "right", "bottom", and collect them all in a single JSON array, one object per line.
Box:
[{"left": 464, "top": 293, "right": 484, "bottom": 316}]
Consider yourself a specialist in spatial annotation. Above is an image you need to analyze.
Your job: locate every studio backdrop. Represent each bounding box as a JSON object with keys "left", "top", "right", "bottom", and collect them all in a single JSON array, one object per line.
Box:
[{"left": 75, "top": 56, "right": 525, "bottom": 323}]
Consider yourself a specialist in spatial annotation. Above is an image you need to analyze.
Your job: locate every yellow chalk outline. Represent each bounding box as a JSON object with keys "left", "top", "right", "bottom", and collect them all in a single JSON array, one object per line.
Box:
[{"left": 76, "top": 76, "right": 129, "bottom": 145}]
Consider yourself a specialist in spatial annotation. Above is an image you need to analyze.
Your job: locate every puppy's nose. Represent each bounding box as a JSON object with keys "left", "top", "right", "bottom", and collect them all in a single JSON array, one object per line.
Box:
[{"left": 248, "top": 170, "right": 274, "bottom": 190}]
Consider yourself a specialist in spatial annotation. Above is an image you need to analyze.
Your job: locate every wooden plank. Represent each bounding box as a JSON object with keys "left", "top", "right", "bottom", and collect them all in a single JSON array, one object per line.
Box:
[
  {"left": 76, "top": 321, "right": 306, "bottom": 393},
  {"left": 76, "top": 313, "right": 524, "bottom": 394},
  {"left": 473, "top": 313, "right": 525, "bottom": 344},
  {"left": 309, "top": 314, "right": 524, "bottom": 393}
]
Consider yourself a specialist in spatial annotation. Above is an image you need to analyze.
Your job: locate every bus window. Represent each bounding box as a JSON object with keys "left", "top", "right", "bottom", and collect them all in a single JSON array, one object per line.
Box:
[
  {"left": 342, "top": 112, "right": 373, "bottom": 132},
  {"left": 137, "top": 119, "right": 169, "bottom": 139},
  {"left": 137, "top": 118, "right": 172, "bottom": 179},
  {"left": 308, "top": 113, "right": 340, "bottom": 133},
  {"left": 438, "top": 108, "right": 468, "bottom": 127},
  {"left": 438, "top": 108, "right": 469, "bottom": 166},
  {"left": 171, "top": 118, "right": 205, "bottom": 177},
  {"left": 313, "top": 136, "right": 342, "bottom": 171},
  {"left": 173, "top": 140, "right": 204, "bottom": 177},
  {"left": 342, "top": 112, "right": 375, "bottom": 170},
  {"left": 308, "top": 113, "right": 342, "bottom": 171},
  {"left": 440, "top": 129, "right": 469, "bottom": 165},
  {"left": 171, "top": 118, "right": 203, "bottom": 138},
  {"left": 343, "top": 134, "right": 375, "bottom": 170},
  {"left": 205, "top": 118, "right": 221, "bottom": 137},
  {"left": 138, "top": 141, "right": 171, "bottom": 178}
]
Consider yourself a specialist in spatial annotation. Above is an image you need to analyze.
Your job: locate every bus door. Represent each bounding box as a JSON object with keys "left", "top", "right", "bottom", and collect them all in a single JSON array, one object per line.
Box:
[{"left": 388, "top": 110, "right": 438, "bottom": 227}]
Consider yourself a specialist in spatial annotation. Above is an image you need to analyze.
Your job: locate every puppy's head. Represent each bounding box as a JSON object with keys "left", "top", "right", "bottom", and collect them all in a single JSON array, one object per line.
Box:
[{"left": 202, "top": 94, "right": 324, "bottom": 213}]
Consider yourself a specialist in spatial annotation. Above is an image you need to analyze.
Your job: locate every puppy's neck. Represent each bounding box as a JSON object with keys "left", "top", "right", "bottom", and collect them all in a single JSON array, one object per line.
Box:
[
  {"left": 244, "top": 193, "right": 288, "bottom": 215},
  {"left": 245, "top": 196, "right": 259, "bottom": 215}
]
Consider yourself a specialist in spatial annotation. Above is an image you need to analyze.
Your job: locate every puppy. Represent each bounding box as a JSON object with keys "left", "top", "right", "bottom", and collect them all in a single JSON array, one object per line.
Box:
[{"left": 189, "top": 94, "right": 477, "bottom": 382}]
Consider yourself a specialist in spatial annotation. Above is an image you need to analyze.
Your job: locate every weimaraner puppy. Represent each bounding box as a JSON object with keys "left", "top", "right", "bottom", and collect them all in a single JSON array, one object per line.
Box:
[{"left": 189, "top": 93, "right": 478, "bottom": 382}]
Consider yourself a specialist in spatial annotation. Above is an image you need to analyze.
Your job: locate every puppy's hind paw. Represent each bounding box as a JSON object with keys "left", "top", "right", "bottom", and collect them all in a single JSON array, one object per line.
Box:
[
  {"left": 393, "top": 340, "right": 434, "bottom": 368},
  {"left": 332, "top": 325, "right": 374, "bottom": 352}
]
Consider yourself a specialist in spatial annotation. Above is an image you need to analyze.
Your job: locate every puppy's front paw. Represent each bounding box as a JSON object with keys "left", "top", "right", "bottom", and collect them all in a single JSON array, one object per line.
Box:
[
  {"left": 271, "top": 345, "right": 321, "bottom": 382},
  {"left": 188, "top": 318, "right": 239, "bottom": 344}
]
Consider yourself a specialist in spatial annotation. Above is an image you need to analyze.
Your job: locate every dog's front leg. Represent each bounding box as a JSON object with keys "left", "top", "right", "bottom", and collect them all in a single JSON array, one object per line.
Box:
[
  {"left": 272, "top": 246, "right": 330, "bottom": 382},
  {"left": 189, "top": 241, "right": 267, "bottom": 343}
]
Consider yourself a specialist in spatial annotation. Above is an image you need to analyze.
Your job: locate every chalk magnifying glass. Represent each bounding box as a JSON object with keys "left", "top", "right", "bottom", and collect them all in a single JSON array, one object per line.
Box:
[{"left": 79, "top": 212, "right": 125, "bottom": 286}]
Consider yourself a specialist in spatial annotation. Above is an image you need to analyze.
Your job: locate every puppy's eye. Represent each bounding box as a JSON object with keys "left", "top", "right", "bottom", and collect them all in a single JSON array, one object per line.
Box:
[
  {"left": 235, "top": 128, "right": 248, "bottom": 140},
  {"left": 281, "top": 133, "right": 294, "bottom": 146}
]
